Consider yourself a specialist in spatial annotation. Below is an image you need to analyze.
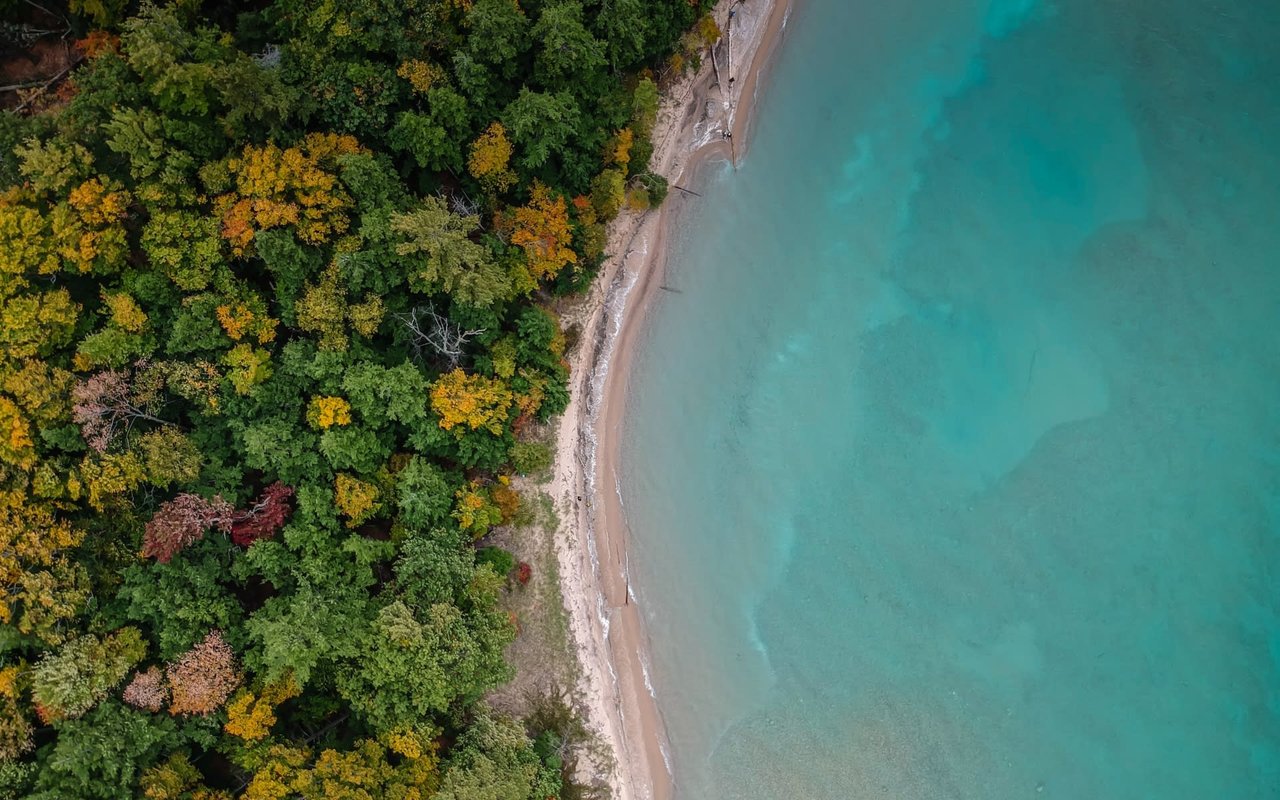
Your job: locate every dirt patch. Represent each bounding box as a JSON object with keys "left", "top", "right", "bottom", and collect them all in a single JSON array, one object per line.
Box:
[
  {"left": 484, "top": 456, "right": 580, "bottom": 718},
  {"left": 2, "top": 28, "right": 79, "bottom": 112}
]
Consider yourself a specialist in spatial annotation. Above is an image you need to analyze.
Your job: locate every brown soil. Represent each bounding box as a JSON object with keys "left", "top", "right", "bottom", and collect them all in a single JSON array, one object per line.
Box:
[{"left": 1, "top": 26, "right": 79, "bottom": 112}]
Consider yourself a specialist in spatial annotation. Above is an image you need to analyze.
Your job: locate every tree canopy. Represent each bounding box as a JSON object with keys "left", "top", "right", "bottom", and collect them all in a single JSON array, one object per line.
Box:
[{"left": 0, "top": 0, "right": 715, "bottom": 795}]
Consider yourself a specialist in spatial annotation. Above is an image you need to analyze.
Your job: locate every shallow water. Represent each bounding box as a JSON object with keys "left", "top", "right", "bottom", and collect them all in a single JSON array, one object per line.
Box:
[{"left": 620, "top": 0, "right": 1280, "bottom": 797}]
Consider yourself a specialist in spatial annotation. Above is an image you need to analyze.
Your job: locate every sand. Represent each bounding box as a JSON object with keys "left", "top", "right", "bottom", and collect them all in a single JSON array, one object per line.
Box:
[{"left": 548, "top": 1, "right": 795, "bottom": 798}]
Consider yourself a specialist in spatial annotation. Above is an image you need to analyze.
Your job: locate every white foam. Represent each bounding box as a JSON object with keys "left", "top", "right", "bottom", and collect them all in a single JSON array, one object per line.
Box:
[{"left": 639, "top": 650, "right": 659, "bottom": 701}]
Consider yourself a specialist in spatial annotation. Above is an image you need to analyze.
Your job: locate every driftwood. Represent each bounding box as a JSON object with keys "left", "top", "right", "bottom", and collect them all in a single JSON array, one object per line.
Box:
[
  {"left": 0, "top": 80, "right": 45, "bottom": 92},
  {"left": 14, "top": 57, "right": 81, "bottom": 112}
]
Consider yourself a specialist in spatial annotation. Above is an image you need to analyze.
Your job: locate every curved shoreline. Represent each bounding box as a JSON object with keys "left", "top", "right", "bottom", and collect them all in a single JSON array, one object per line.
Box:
[{"left": 550, "top": 2, "right": 794, "bottom": 798}]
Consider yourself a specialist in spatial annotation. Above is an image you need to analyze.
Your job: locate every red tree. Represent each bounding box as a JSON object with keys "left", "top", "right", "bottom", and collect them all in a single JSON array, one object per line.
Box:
[
  {"left": 142, "top": 494, "right": 235, "bottom": 563},
  {"left": 230, "top": 482, "right": 294, "bottom": 547}
]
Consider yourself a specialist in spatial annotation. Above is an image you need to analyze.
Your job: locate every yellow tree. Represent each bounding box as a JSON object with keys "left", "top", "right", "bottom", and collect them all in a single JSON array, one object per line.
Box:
[
  {"left": 0, "top": 665, "right": 33, "bottom": 760},
  {"left": 223, "top": 344, "right": 273, "bottom": 396},
  {"left": 0, "top": 287, "right": 80, "bottom": 361},
  {"left": 0, "top": 397, "right": 36, "bottom": 473},
  {"left": 2, "top": 359, "right": 72, "bottom": 432},
  {"left": 511, "top": 182, "right": 577, "bottom": 281},
  {"left": 243, "top": 739, "right": 438, "bottom": 800},
  {"left": 467, "top": 122, "right": 516, "bottom": 195},
  {"left": 335, "top": 473, "right": 381, "bottom": 528},
  {"left": 216, "top": 292, "right": 278, "bottom": 345},
  {"left": 396, "top": 59, "right": 446, "bottom": 95},
  {"left": 54, "top": 176, "right": 133, "bottom": 274},
  {"left": 306, "top": 396, "right": 352, "bottom": 429},
  {"left": 138, "top": 753, "right": 232, "bottom": 800},
  {"left": 0, "top": 492, "right": 87, "bottom": 634},
  {"left": 453, "top": 480, "right": 504, "bottom": 537},
  {"left": 607, "top": 127, "right": 633, "bottom": 172},
  {"left": 295, "top": 262, "right": 385, "bottom": 351},
  {"left": 78, "top": 451, "right": 146, "bottom": 510},
  {"left": 0, "top": 201, "right": 59, "bottom": 277},
  {"left": 242, "top": 744, "right": 311, "bottom": 800},
  {"left": 224, "top": 675, "right": 300, "bottom": 742},
  {"left": 429, "top": 369, "right": 513, "bottom": 435},
  {"left": 102, "top": 291, "right": 147, "bottom": 333},
  {"left": 212, "top": 135, "right": 364, "bottom": 256}
]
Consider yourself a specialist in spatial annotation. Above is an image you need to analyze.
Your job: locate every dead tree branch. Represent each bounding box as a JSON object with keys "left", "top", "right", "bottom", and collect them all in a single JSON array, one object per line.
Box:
[{"left": 397, "top": 306, "right": 485, "bottom": 369}]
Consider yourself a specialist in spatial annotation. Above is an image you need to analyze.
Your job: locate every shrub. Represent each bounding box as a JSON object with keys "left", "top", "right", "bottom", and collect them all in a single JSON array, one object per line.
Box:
[
  {"left": 511, "top": 441, "right": 553, "bottom": 476},
  {"left": 476, "top": 547, "right": 516, "bottom": 579}
]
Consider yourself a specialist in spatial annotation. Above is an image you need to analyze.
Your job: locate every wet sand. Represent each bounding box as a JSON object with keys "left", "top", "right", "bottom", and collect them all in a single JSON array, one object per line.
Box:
[{"left": 548, "top": 2, "right": 794, "bottom": 798}]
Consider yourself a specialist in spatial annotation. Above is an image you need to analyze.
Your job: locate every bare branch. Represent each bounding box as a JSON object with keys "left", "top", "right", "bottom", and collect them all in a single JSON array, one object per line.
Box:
[
  {"left": 71, "top": 367, "right": 173, "bottom": 453},
  {"left": 397, "top": 306, "right": 485, "bottom": 369},
  {"left": 448, "top": 189, "right": 481, "bottom": 218}
]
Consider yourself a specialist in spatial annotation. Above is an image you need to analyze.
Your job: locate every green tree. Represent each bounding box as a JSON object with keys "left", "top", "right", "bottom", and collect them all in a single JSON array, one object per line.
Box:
[
  {"left": 140, "top": 210, "right": 225, "bottom": 291},
  {"left": 629, "top": 76, "right": 661, "bottom": 169},
  {"left": 595, "top": 0, "right": 649, "bottom": 69},
  {"left": 395, "top": 529, "right": 475, "bottom": 608},
  {"left": 437, "top": 710, "right": 561, "bottom": 800},
  {"left": 465, "top": 0, "right": 531, "bottom": 77},
  {"left": 387, "top": 87, "right": 471, "bottom": 173},
  {"left": 341, "top": 361, "right": 429, "bottom": 429},
  {"left": 337, "top": 600, "right": 512, "bottom": 731},
  {"left": 255, "top": 229, "right": 324, "bottom": 323},
  {"left": 117, "top": 540, "right": 242, "bottom": 660},
  {"left": 394, "top": 457, "right": 454, "bottom": 530},
  {"left": 104, "top": 108, "right": 206, "bottom": 205},
  {"left": 237, "top": 416, "right": 322, "bottom": 487},
  {"left": 591, "top": 168, "right": 627, "bottom": 219},
  {"left": 121, "top": 4, "right": 227, "bottom": 116},
  {"left": 532, "top": 2, "right": 606, "bottom": 87},
  {"left": 502, "top": 89, "right": 582, "bottom": 173},
  {"left": 30, "top": 628, "right": 147, "bottom": 723},
  {"left": 28, "top": 702, "right": 180, "bottom": 800},
  {"left": 246, "top": 580, "right": 370, "bottom": 686},
  {"left": 15, "top": 137, "right": 93, "bottom": 197},
  {"left": 392, "top": 197, "right": 511, "bottom": 307}
]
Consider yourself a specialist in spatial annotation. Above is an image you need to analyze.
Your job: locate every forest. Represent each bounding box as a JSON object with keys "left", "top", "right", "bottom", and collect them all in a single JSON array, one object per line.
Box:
[{"left": 0, "top": 0, "right": 715, "bottom": 796}]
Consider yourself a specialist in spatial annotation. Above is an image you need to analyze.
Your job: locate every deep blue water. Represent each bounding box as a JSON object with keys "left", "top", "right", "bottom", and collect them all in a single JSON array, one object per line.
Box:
[{"left": 620, "top": 0, "right": 1280, "bottom": 797}]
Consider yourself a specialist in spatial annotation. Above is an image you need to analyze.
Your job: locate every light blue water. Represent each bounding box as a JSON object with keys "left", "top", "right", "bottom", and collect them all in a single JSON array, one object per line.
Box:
[{"left": 620, "top": 1, "right": 1280, "bottom": 797}]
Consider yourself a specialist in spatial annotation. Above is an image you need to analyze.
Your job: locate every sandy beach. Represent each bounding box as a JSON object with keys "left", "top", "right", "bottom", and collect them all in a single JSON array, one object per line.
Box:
[{"left": 548, "top": 1, "right": 794, "bottom": 798}]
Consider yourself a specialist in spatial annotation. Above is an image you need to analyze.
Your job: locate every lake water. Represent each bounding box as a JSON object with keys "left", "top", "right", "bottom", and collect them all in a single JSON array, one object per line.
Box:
[{"left": 620, "top": 0, "right": 1280, "bottom": 797}]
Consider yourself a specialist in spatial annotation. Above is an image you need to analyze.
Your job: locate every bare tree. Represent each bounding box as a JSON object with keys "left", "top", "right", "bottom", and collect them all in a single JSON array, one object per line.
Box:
[
  {"left": 398, "top": 306, "right": 485, "bottom": 369},
  {"left": 71, "top": 368, "right": 171, "bottom": 452},
  {"left": 448, "top": 190, "right": 481, "bottom": 218},
  {"left": 254, "top": 43, "right": 281, "bottom": 69}
]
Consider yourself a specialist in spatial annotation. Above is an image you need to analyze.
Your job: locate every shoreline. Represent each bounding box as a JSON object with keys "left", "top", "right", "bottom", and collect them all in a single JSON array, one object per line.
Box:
[{"left": 549, "top": 1, "right": 794, "bottom": 799}]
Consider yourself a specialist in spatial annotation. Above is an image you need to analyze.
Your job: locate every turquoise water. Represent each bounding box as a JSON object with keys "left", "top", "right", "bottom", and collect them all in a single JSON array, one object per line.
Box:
[{"left": 620, "top": 0, "right": 1280, "bottom": 797}]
